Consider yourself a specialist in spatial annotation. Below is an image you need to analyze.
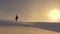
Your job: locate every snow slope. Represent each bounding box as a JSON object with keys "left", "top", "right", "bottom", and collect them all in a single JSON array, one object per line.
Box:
[{"left": 0, "top": 20, "right": 60, "bottom": 34}]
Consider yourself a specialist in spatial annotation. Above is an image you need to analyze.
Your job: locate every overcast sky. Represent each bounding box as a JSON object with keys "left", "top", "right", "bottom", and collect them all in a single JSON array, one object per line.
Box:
[{"left": 0, "top": 0, "right": 60, "bottom": 22}]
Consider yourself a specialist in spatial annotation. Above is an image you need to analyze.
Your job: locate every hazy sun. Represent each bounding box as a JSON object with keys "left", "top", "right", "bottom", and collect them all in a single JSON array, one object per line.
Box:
[{"left": 48, "top": 9, "right": 60, "bottom": 21}]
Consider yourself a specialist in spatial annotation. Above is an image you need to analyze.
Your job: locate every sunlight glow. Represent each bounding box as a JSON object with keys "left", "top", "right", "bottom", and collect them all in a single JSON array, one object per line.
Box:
[{"left": 48, "top": 9, "right": 60, "bottom": 22}]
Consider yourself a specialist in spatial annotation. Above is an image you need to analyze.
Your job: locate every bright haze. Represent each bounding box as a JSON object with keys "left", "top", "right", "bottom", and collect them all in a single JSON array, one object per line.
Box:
[{"left": 0, "top": 0, "right": 60, "bottom": 22}]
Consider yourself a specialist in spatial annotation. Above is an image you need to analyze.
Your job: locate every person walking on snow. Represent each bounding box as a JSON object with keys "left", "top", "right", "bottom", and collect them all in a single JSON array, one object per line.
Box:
[{"left": 15, "top": 15, "right": 19, "bottom": 21}]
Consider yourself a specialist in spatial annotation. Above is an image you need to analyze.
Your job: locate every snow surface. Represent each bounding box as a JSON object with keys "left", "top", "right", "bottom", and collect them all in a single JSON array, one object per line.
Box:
[{"left": 0, "top": 20, "right": 60, "bottom": 34}]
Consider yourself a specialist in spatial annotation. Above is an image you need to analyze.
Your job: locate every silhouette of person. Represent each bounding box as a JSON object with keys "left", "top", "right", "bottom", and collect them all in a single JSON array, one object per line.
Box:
[{"left": 15, "top": 15, "right": 19, "bottom": 21}]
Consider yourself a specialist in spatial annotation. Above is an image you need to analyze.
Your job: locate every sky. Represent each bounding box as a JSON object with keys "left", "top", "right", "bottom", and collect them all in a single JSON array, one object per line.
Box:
[{"left": 0, "top": 0, "right": 60, "bottom": 22}]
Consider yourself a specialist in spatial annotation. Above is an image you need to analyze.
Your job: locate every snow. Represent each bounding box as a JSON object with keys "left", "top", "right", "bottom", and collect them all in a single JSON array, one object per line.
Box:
[{"left": 0, "top": 20, "right": 60, "bottom": 34}]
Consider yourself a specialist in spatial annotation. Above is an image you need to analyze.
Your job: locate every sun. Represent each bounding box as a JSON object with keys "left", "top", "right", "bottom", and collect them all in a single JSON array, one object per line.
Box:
[{"left": 48, "top": 9, "right": 60, "bottom": 21}]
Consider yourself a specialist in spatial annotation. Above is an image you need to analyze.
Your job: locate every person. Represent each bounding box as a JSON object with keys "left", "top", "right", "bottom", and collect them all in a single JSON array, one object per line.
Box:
[{"left": 15, "top": 15, "right": 19, "bottom": 21}]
